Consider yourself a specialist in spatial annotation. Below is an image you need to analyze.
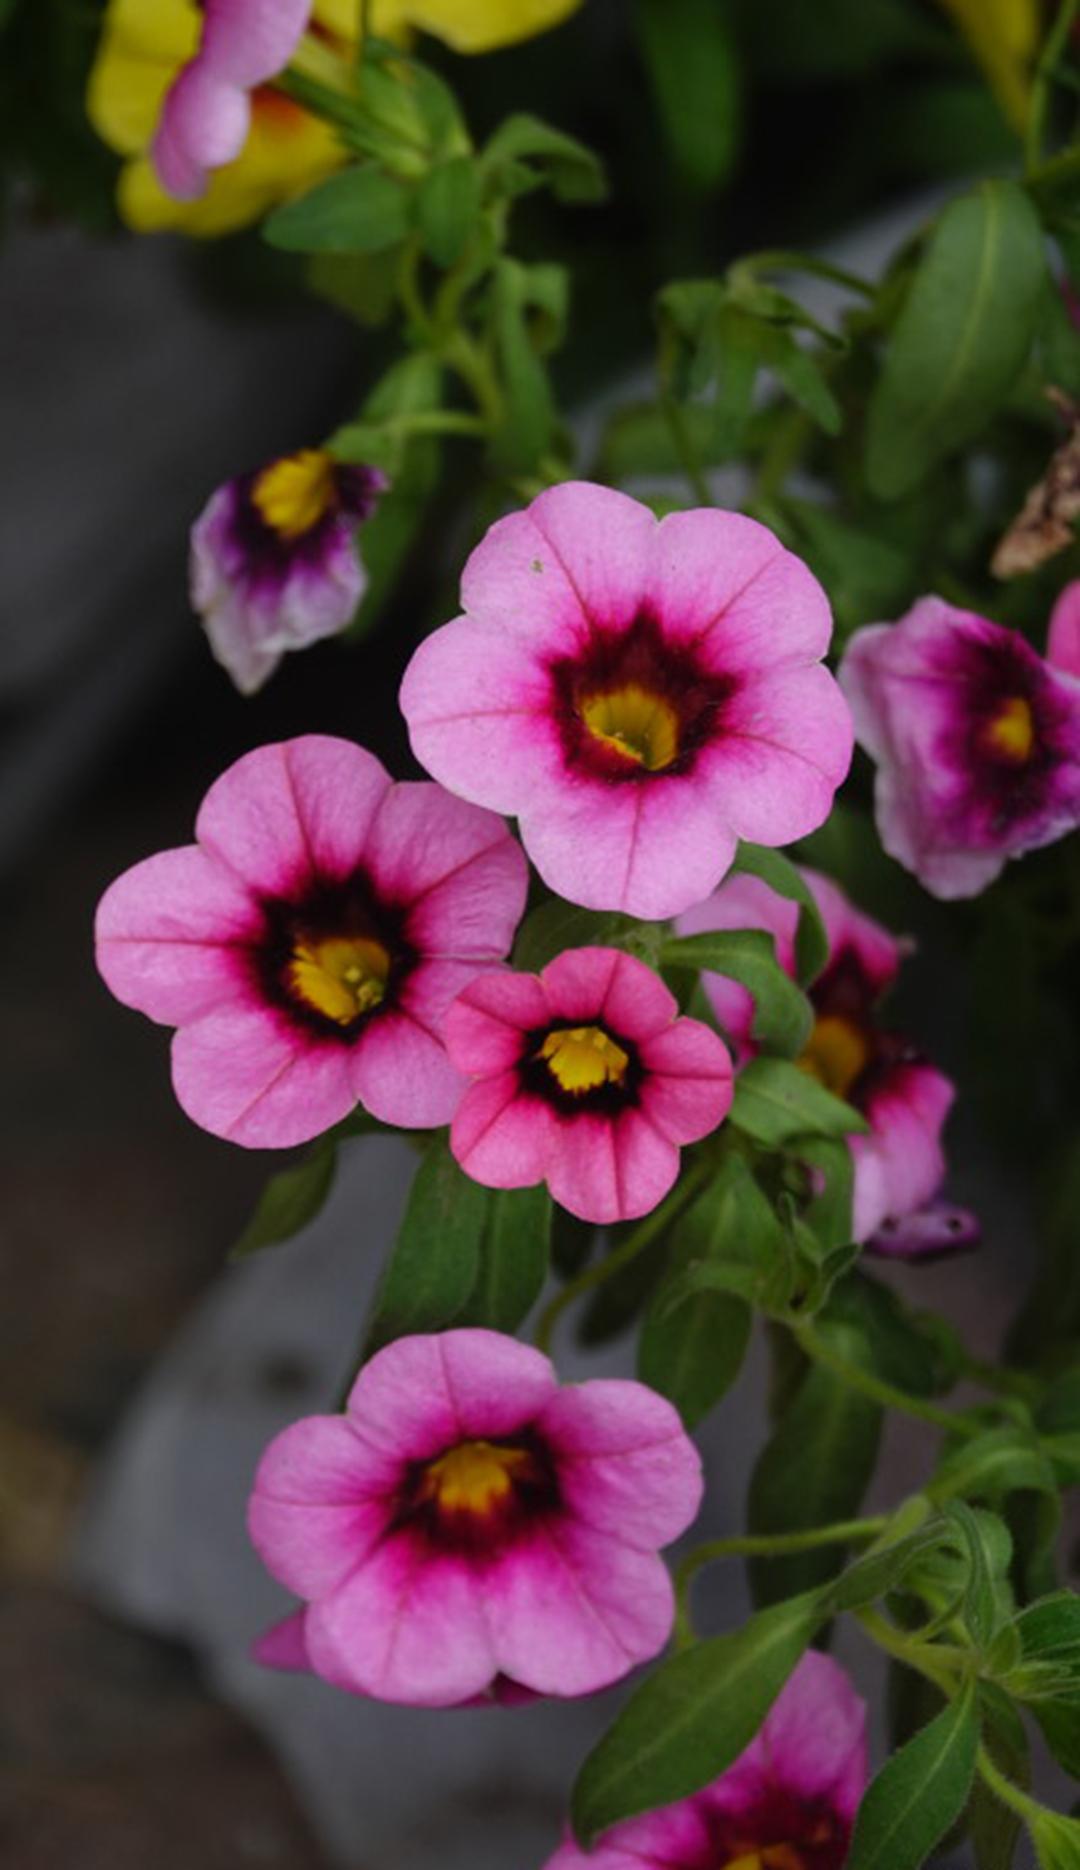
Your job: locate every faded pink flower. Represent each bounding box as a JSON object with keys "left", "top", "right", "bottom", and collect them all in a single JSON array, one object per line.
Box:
[
  {"left": 444, "top": 946, "right": 734, "bottom": 1225},
  {"left": 840, "top": 596, "right": 1080, "bottom": 899},
  {"left": 95, "top": 737, "right": 527, "bottom": 1147},
  {"left": 400, "top": 482, "right": 852, "bottom": 920},
  {"left": 152, "top": 0, "right": 313, "bottom": 199},
  {"left": 678, "top": 868, "right": 976, "bottom": 1252},
  {"left": 1049, "top": 581, "right": 1080, "bottom": 679},
  {"left": 248, "top": 1328, "right": 703, "bottom": 1707},
  {"left": 192, "top": 449, "right": 386, "bottom": 695},
  {"left": 544, "top": 1650, "right": 867, "bottom": 1870}
]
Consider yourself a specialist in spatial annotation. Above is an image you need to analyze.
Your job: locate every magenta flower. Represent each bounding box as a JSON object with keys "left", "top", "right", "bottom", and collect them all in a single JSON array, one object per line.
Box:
[
  {"left": 840, "top": 596, "right": 1080, "bottom": 899},
  {"left": 443, "top": 946, "right": 733, "bottom": 1225},
  {"left": 678, "top": 868, "right": 974, "bottom": 1252},
  {"left": 544, "top": 1650, "right": 867, "bottom": 1870},
  {"left": 400, "top": 482, "right": 852, "bottom": 919},
  {"left": 191, "top": 449, "right": 386, "bottom": 695},
  {"left": 152, "top": 0, "right": 313, "bottom": 200},
  {"left": 95, "top": 736, "right": 527, "bottom": 1147},
  {"left": 247, "top": 1328, "right": 703, "bottom": 1707},
  {"left": 1049, "top": 581, "right": 1080, "bottom": 679}
]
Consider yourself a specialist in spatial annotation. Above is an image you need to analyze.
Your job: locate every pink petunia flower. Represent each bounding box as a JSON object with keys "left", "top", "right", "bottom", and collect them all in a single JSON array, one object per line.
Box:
[
  {"left": 400, "top": 482, "right": 852, "bottom": 920},
  {"left": 247, "top": 1327, "right": 704, "bottom": 1707},
  {"left": 840, "top": 596, "right": 1080, "bottom": 900},
  {"left": 191, "top": 449, "right": 386, "bottom": 695},
  {"left": 544, "top": 1649, "right": 867, "bottom": 1870},
  {"left": 1048, "top": 581, "right": 1080, "bottom": 680},
  {"left": 152, "top": 0, "right": 313, "bottom": 200},
  {"left": 443, "top": 946, "right": 734, "bottom": 1225},
  {"left": 678, "top": 868, "right": 976, "bottom": 1252},
  {"left": 95, "top": 736, "right": 527, "bottom": 1147}
]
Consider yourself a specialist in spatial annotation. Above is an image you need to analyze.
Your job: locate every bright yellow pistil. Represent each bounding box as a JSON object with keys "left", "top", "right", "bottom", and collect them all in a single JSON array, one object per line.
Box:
[
  {"left": 421, "top": 1440, "right": 533, "bottom": 1515},
  {"left": 287, "top": 933, "right": 390, "bottom": 1025},
  {"left": 580, "top": 685, "right": 680, "bottom": 772},
  {"left": 983, "top": 694, "right": 1035, "bottom": 762},
  {"left": 253, "top": 449, "right": 338, "bottom": 540},
  {"left": 797, "top": 1014, "right": 869, "bottom": 1101},
  {"left": 540, "top": 1025, "right": 630, "bottom": 1096}
]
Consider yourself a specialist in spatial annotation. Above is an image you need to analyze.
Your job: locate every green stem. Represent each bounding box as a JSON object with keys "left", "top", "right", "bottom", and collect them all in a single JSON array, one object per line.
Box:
[
  {"left": 673, "top": 1516, "right": 888, "bottom": 1647},
  {"left": 443, "top": 330, "right": 504, "bottom": 431},
  {"left": 1025, "top": 0, "right": 1080, "bottom": 177},
  {"left": 397, "top": 238, "right": 432, "bottom": 340},
  {"left": 855, "top": 1606, "right": 966, "bottom": 1700},
  {"left": 729, "top": 250, "right": 876, "bottom": 300},
  {"left": 795, "top": 1323, "right": 981, "bottom": 1440},
  {"left": 977, "top": 1744, "right": 1046, "bottom": 1824},
  {"left": 533, "top": 1156, "right": 714, "bottom": 1357},
  {"left": 662, "top": 397, "right": 712, "bottom": 505}
]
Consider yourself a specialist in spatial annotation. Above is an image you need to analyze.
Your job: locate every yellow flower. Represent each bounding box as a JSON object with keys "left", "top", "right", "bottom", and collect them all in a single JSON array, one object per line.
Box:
[
  {"left": 932, "top": 0, "right": 1041, "bottom": 133},
  {"left": 88, "top": 0, "right": 583, "bottom": 238}
]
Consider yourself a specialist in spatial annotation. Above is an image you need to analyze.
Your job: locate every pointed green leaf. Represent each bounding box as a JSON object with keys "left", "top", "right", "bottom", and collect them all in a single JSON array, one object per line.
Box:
[
  {"left": 731, "top": 844, "right": 829, "bottom": 983},
  {"left": 847, "top": 1679, "right": 980, "bottom": 1870},
  {"left": 457, "top": 1185, "right": 551, "bottom": 1333},
  {"left": 364, "top": 1137, "right": 488, "bottom": 1353},
  {"left": 264, "top": 165, "right": 413, "bottom": 253},
  {"left": 230, "top": 1140, "right": 338, "bottom": 1259},
  {"left": 731, "top": 1056, "right": 868, "bottom": 1146},
  {"left": 660, "top": 929, "right": 813, "bottom": 1057}
]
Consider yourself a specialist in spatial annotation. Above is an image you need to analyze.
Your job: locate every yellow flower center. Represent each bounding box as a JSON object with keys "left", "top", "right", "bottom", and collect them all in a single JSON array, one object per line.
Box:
[
  {"left": 579, "top": 683, "right": 680, "bottom": 771},
  {"left": 983, "top": 694, "right": 1035, "bottom": 762},
  {"left": 252, "top": 448, "right": 338, "bottom": 540},
  {"left": 420, "top": 1440, "right": 535, "bottom": 1516},
  {"left": 539, "top": 1025, "right": 630, "bottom": 1096},
  {"left": 286, "top": 934, "right": 390, "bottom": 1026},
  {"left": 725, "top": 1846, "right": 807, "bottom": 1870},
  {"left": 797, "top": 1013, "right": 869, "bottom": 1100}
]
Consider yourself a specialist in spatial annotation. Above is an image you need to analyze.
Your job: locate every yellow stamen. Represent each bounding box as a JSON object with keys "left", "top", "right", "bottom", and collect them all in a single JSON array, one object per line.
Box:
[
  {"left": 797, "top": 1013, "right": 869, "bottom": 1100},
  {"left": 287, "top": 934, "right": 390, "bottom": 1026},
  {"left": 579, "top": 683, "right": 679, "bottom": 771},
  {"left": 421, "top": 1440, "right": 534, "bottom": 1516},
  {"left": 726, "top": 1849, "right": 806, "bottom": 1870},
  {"left": 252, "top": 448, "right": 337, "bottom": 540},
  {"left": 539, "top": 1025, "right": 630, "bottom": 1095},
  {"left": 983, "top": 694, "right": 1035, "bottom": 762}
]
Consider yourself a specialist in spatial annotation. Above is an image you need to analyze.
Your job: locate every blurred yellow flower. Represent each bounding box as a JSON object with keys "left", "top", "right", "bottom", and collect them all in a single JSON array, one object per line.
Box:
[
  {"left": 88, "top": 0, "right": 583, "bottom": 237},
  {"left": 933, "top": 0, "right": 1041, "bottom": 132}
]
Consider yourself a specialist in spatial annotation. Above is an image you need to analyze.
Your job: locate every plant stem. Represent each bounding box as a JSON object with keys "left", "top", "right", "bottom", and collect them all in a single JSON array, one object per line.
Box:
[
  {"left": 855, "top": 1606, "right": 965, "bottom": 1700},
  {"left": 730, "top": 250, "right": 876, "bottom": 300},
  {"left": 673, "top": 1515, "right": 889, "bottom": 1646},
  {"left": 533, "top": 1156, "right": 714, "bottom": 1357},
  {"left": 977, "top": 1743, "right": 1046, "bottom": 1824},
  {"left": 443, "top": 330, "right": 504, "bottom": 431},
  {"left": 794, "top": 1323, "right": 981, "bottom": 1440},
  {"left": 1026, "top": 0, "right": 1080, "bottom": 176}
]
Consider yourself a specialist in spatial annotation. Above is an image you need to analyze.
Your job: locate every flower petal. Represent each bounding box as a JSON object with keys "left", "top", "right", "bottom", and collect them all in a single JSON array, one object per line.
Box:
[
  {"left": 248, "top": 1416, "right": 397, "bottom": 1597},
  {"left": 344, "top": 1329, "right": 557, "bottom": 1458},
  {"left": 539, "top": 1378, "right": 703, "bottom": 1550},
  {"left": 708, "top": 1650, "right": 867, "bottom": 1825},
  {"left": 444, "top": 972, "right": 548, "bottom": 1074},
  {"left": 451, "top": 1076, "right": 554, "bottom": 1188},
  {"left": 522, "top": 774, "right": 739, "bottom": 920},
  {"left": 852, "top": 1062, "right": 953, "bottom": 1240},
  {"left": 400, "top": 615, "right": 563, "bottom": 812},
  {"left": 707, "top": 663, "right": 854, "bottom": 845},
  {"left": 349, "top": 1006, "right": 466, "bottom": 1129},
  {"left": 171, "top": 1006, "right": 355, "bottom": 1147},
  {"left": 637, "top": 1020, "right": 734, "bottom": 1143},
  {"left": 649, "top": 507, "right": 833, "bottom": 670},
  {"left": 194, "top": 737, "right": 392, "bottom": 895},
  {"left": 95, "top": 843, "right": 261, "bottom": 1025},
  {"left": 540, "top": 945, "right": 677, "bottom": 1040}
]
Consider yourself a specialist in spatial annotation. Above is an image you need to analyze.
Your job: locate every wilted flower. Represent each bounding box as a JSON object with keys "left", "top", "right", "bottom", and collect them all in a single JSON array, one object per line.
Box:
[
  {"left": 840, "top": 596, "right": 1080, "bottom": 899},
  {"left": 248, "top": 1328, "right": 703, "bottom": 1706},
  {"left": 401, "top": 481, "right": 852, "bottom": 920},
  {"left": 95, "top": 737, "right": 527, "bottom": 1146},
  {"left": 444, "top": 946, "right": 734, "bottom": 1224},
  {"left": 191, "top": 449, "right": 386, "bottom": 695},
  {"left": 678, "top": 868, "right": 975, "bottom": 1252},
  {"left": 544, "top": 1650, "right": 867, "bottom": 1870}
]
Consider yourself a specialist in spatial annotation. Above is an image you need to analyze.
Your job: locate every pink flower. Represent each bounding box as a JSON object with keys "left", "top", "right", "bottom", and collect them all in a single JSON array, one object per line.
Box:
[
  {"left": 544, "top": 1650, "right": 867, "bottom": 1870},
  {"left": 247, "top": 1328, "right": 704, "bottom": 1707},
  {"left": 1049, "top": 581, "right": 1080, "bottom": 679},
  {"left": 95, "top": 736, "right": 527, "bottom": 1147},
  {"left": 191, "top": 450, "right": 386, "bottom": 695},
  {"left": 443, "top": 946, "right": 734, "bottom": 1225},
  {"left": 840, "top": 596, "right": 1080, "bottom": 899},
  {"left": 678, "top": 869, "right": 975, "bottom": 1251},
  {"left": 152, "top": 0, "right": 313, "bottom": 200},
  {"left": 400, "top": 482, "right": 852, "bottom": 920}
]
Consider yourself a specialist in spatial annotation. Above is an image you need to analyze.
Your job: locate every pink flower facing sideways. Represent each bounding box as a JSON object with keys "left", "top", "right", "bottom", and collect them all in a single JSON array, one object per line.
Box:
[
  {"left": 679, "top": 869, "right": 977, "bottom": 1254},
  {"left": 545, "top": 1650, "right": 867, "bottom": 1870},
  {"left": 840, "top": 596, "right": 1080, "bottom": 899},
  {"left": 444, "top": 946, "right": 734, "bottom": 1225},
  {"left": 401, "top": 481, "right": 853, "bottom": 920},
  {"left": 248, "top": 1328, "right": 703, "bottom": 1707},
  {"left": 192, "top": 449, "right": 386, "bottom": 695},
  {"left": 95, "top": 736, "right": 527, "bottom": 1147},
  {"left": 153, "top": 0, "right": 313, "bottom": 199}
]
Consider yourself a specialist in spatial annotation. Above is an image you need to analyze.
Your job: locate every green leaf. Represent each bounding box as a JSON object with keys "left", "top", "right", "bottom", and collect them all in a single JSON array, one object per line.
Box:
[
  {"left": 731, "top": 1057, "right": 867, "bottom": 1147},
  {"left": 928, "top": 1427, "right": 1058, "bottom": 1508},
  {"left": 825, "top": 1514, "right": 953, "bottom": 1615},
  {"left": 307, "top": 248, "right": 402, "bottom": 327},
  {"left": 865, "top": 180, "right": 1046, "bottom": 499},
  {"left": 822, "top": 1271, "right": 953, "bottom": 1397},
  {"left": 782, "top": 499, "right": 913, "bottom": 644},
  {"left": 364, "top": 1137, "right": 488, "bottom": 1353},
  {"left": 945, "top": 1502, "right": 1014, "bottom": 1651},
  {"left": 659, "top": 930, "right": 812, "bottom": 1058},
  {"left": 639, "top": 1277, "right": 751, "bottom": 1429},
  {"left": 457, "top": 1185, "right": 551, "bottom": 1333},
  {"left": 264, "top": 165, "right": 413, "bottom": 254},
  {"left": 571, "top": 1594, "right": 821, "bottom": 1845},
  {"left": 792, "top": 1135, "right": 855, "bottom": 1252},
  {"left": 661, "top": 1153, "right": 796, "bottom": 1317},
  {"left": 730, "top": 844, "right": 829, "bottom": 984},
  {"left": 488, "top": 257, "right": 563, "bottom": 474},
  {"left": 847, "top": 1679, "right": 980, "bottom": 1870},
  {"left": 1029, "top": 1809, "right": 1080, "bottom": 1869},
  {"left": 482, "top": 112, "right": 606, "bottom": 204},
  {"left": 512, "top": 898, "right": 657, "bottom": 973},
  {"left": 756, "top": 323, "right": 842, "bottom": 434},
  {"left": 1014, "top": 1593, "right": 1080, "bottom": 1678},
  {"left": 416, "top": 155, "right": 482, "bottom": 267},
  {"left": 968, "top": 1683, "right": 1029, "bottom": 1870},
  {"left": 1030, "top": 1699, "right": 1080, "bottom": 1779},
  {"left": 343, "top": 354, "right": 444, "bottom": 634},
  {"left": 230, "top": 1140, "right": 338, "bottom": 1259},
  {"left": 633, "top": 0, "right": 741, "bottom": 190}
]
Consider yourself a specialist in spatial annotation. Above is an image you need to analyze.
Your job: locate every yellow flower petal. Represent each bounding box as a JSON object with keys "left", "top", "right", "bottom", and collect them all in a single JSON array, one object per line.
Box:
[
  {"left": 87, "top": 0, "right": 199, "bottom": 156},
  {"left": 933, "top": 0, "right": 1040, "bottom": 132},
  {"left": 401, "top": 0, "right": 581, "bottom": 53},
  {"left": 119, "top": 99, "right": 347, "bottom": 236}
]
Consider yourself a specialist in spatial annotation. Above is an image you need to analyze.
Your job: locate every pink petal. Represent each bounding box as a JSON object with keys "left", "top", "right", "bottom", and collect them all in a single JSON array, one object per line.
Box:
[
  {"left": 539, "top": 1378, "right": 703, "bottom": 1549},
  {"left": 649, "top": 508, "right": 833, "bottom": 671},
  {"left": 804, "top": 866, "right": 900, "bottom": 995},
  {"left": 1049, "top": 581, "right": 1080, "bottom": 677},
  {"left": 171, "top": 1008, "right": 355, "bottom": 1147},
  {"left": 95, "top": 844, "right": 261, "bottom": 1026},
  {"left": 676, "top": 871, "right": 800, "bottom": 975},
  {"left": 253, "top": 1609, "right": 311, "bottom": 1673},
  {"left": 451, "top": 1077, "right": 554, "bottom": 1188},
  {"left": 366, "top": 781, "right": 525, "bottom": 915},
  {"left": 194, "top": 738, "right": 392, "bottom": 896},
  {"left": 609, "top": 1108, "right": 682, "bottom": 1218},
  {"left": 199, "top": 0, "right": 312, "bottom": 87},
  {"left": 344, "top": 1330, "right": 557, "bottom": 1458},
  {"left": 709, "top": 1651, "right": 867, "bottom": 1826},
  {"left": 637, "top": 1021, "right": 734, "bottom": 1143},
  {"left": 522, "top": 774, "right": 739, "bottom": 920},
  {"left": 151, "top": 64, "right": 248, "bottom": 199},
  {"left": 248, "top": 1416, "right": 396, "bottom": 1597},
  {"left": 525, "top": 481, "right": 656, "bottom": 631},
  {"left": 546, "top": 1111, "right": 680, "bottom": 1225},
  {"left": 541, "top": 946, "right": 677, "bottom": 1040},
  {"left": 400, "top": 616, "right": 564, "bottom": 812},
  {"left": 444, "top": 972, "right": 548, "bottom": 1074},
  {"left": 484, "top": 1517, "right": 675, "bottom": 1697},
  {"left": 706, "top": 663, "right": 854, "bottom": 845},
  {"left": 404, "top": 832, "right": 528, "bottom": 962},
  {"left": 349, "top": 1007, "right": 466, "bottom": 1129},
  {"left": 852, "top": 1062, "right": 953, "bottom": 1241},
  {"left": 460, "top": 510, "right": 589, "bottom": 647}
]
